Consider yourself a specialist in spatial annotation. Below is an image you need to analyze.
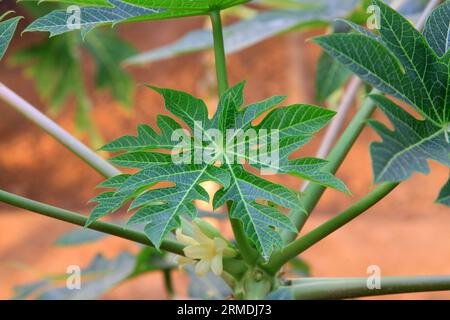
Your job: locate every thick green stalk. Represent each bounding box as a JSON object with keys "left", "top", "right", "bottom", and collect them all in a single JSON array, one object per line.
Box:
[
  {"left": 210, "top": 9, "right": 229, "bottom": 96},
  {"left": 285, "top": 90, "right": 379, "bottom": 242},
  {"left": 289, "top": 275, "right": 450, "bottom": 299},
  {"left": 264, "top": 182, "right": 398, "bottom": 273},
  {"left": 209, "top": 9, "right": 258, "bottom": 265},
  {"left": 0, "top": 189, "right": 185, "bottom": 255}
]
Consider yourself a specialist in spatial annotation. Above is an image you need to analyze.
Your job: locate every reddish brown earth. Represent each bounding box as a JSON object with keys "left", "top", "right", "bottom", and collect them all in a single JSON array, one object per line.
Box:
[{"left": 0, "top": 8, "right": 449, "bottom": 299}]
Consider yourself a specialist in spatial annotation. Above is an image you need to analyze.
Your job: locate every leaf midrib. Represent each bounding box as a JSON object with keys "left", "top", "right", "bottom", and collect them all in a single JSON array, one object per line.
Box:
[
  {"left": 317, "top": 38, "right": 415, "bottom": 115},
  {"left": 380, "top": 8, "right": 443, "bottom": 124}
]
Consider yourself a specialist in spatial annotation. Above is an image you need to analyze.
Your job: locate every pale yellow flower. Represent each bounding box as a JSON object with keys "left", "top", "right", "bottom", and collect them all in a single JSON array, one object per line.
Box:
[{"left": 175, "top": 224, "right": 236, "bottom": 276}]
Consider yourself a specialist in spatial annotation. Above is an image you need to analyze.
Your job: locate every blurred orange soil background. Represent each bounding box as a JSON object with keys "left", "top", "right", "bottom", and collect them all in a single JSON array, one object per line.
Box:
[{"left": 0, "top": 9, "right": 449, "bottom": 299}]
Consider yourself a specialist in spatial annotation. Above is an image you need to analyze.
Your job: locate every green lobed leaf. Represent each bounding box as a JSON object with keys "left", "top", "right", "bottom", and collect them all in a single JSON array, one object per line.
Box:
[
  {"left": 0, "top": 15, "right": 21, "bottom": 61},
  {"left": 100, "top": 116, "right": 183, "bottom": 152},
  {"left": 84, "top": 31, "right": 136, "bottom": 107},
  {"left": 122, "top": 0, "right": 211, "bottom": 9},
  {"left": 22, "top": 0, "right": 113, "bottom": 6},
  {"left": 24, "top": 0, "right": 253, "bottom": 38},
  {"left": 212, "top": 166, "right": 300, "bottom": 259},
  {"left": 368, "top": 94, "right": 450, "bottom": 184},
  {"left": 12, "top": 248, "right": 174, "bottom": 299},
  {"left": 265, "top": 287, "right": 294, "bottom": 300},
  {"left": 312, "top": 0, "right": 450, "bottom": 128},
  {"left": 85, "top": 174, "right": 133, "bottom": 226},
  {"left": 55, "top": 227, "right": 108, "bottom": 245},
  {"left": 288, "top": 256, "right": 311, "bottom": 276},
  {"left": 24, "top": 0, "right": 164, "bottom": 38},
  {"left": 12, "top": 33, "right": 88, "bottom": 113},
  {"left": 89, "top": 82, "right": 347, "bottom": 259}
]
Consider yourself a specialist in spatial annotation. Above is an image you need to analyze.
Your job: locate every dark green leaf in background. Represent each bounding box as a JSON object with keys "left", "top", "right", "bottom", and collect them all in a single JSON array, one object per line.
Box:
[
  {"left": 11, "top": 247, "right": 175, "bottom": 299},
  {"left": 12, "top": 27, "right": 135, "bottom": 137},
  {"left": 24, "top": 0, "right": 163, "bottom": 38},
  {"left": 37, "top": 252, "right": 135, "bottom": 299},
  {"left": 24, "top": 0, "right": 253, "bottom": 38},
  {"left": 423, "top": 1, "right": 450, "bottom": 57},
  {"left": 55, "top": 227, "right": 109, "bottom": 246},
  {"left": 89, "top": 83, "right": 347, "bottom": 259},
  {"left": 313, "top": 0, "right": 450, "bottom": 206},
  {"left": 12, "top": 33, "right": 87, "bottom": 114}
]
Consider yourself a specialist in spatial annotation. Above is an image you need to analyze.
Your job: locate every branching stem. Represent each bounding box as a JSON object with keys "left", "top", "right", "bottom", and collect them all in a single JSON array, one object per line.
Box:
[
  {"left": 0, "top": 83, "right": 120, "bottom": 179},
  {"left": 0, "top": 189, "right": 185, "bottom": 256},
  {"left": 285, "top": 89, "right": 379, "bottom": 242},
  {"left": 209, "top": 9, "right": 258, "bottom": 265}
]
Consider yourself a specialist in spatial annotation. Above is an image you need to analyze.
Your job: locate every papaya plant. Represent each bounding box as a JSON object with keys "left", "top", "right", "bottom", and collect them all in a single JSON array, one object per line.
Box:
[{"left": 0, "top": 0, "right": 450, "bottom": 300}]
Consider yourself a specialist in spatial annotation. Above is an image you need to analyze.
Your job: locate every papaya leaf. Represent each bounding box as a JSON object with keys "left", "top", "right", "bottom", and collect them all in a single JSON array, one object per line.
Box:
[
  {"left": 315, "top": 51, "right": 351, "bottom": 101},
  {"left": 368, "top": 95, "right": 450, "bottom": 184},
  {"left": 312, "top": 0, "right": 450, "bottom": 205},
  {"left": 11, "top": 33, "right": 88, "bottom": 114},
  {"left": 37, "top": 252, "right": 135, "bottom": 300},
  {"left": 54, "top": 227, "right": 109, "bottom": 246},
  {"left": 12, "top": 279, "right": 51, "bottom": 300},
  {"left": 186, "top": 265, "right": 232, "bottom": 300},
  {"left": 123, "top": 0, "right": 250, "bottom": 10},
  {"left": 312, "top": 0, "right": 450, "bottom": 128},
  {"left": 23, "top": 0, "right": 113, "bottom": 6},
  {"left": 84, "top": 31, "right": 136, "bottom": 107},
  {"left": 24, "top": 0, "right": 164, "bottom": 38},
  {"left": 125, "top": 0, "right": 359, "bottom": 66},
  {"left": 88, "top": 82, "right": 347, "bottom": 259},
  {"left": 265, "top": 287, "right": 294, "bottom": 300},
  {"left": 437, "top": 177, "right": 450, "bottom": 206},
  {"left": 0, "top": 15, "right": 21, "bottom": 61}
]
